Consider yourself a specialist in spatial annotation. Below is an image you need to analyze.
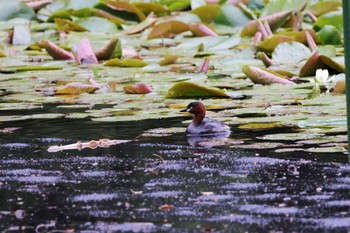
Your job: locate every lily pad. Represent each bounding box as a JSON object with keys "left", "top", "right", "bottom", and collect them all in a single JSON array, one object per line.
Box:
[
  {"left": 190, "top": 4, "right": 221, "bottom": 23},
  {"left": 147, "top": 20, "right": 190, "bottom": 39},
  {"left": 272, "top": 42, "right": 311, "bottom": 64},
  {"left": 238, "top": 122, "right": 285, "bottom": 131},
  {"left": 257, "top": 35, "right": 294, "bottom": 54},
  {"left": 214, "top": 4, "right": 251, "bottom": 27},
  {"left": 166, "top": 81, "right": 230, "bottom": 98},
  {"left": 242, "top": 66, "right": 295, "bottom": 85},
  {"left": 95, "top": 0, "right": 146, "bottom": 22},
  {"left": 317, "top": 25, "right": 341, "bottom": 45},
  {"left": 104, "top": 58, "right": 148, "bottom": 67},
  {"left": 55, "top": 84, "right": 99, "bottom": 95},
  {"left": 123, "top": 82, "right": 153, "bottom": 94},
  {"left": 132, "top": 2, "right": 168, "bottom": 16},
  {"left": 314, "top": 11, "right": 343, "bottom": 32},
  {"left": 241, "top": 10, "right": 292, "bottom": 37}
]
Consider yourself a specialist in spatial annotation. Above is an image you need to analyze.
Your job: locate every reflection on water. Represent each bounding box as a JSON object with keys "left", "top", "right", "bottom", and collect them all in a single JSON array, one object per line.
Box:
[
  {"left": 187, "top": 131, "right": 231, "bottom": 147},
  {"left": 0, "top": 115, "right": 350, "bottom": 232}
]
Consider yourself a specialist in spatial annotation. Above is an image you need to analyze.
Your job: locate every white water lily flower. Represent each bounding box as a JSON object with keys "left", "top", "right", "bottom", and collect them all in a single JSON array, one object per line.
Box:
[{"left": 315, "top": 69, "right": 330, "bottom": 83}]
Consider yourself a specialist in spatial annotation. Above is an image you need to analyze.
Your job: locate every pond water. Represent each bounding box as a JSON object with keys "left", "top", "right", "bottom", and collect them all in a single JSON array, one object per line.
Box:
[{"left": 0, "top": 106, "right": 349, "bottom": 232}]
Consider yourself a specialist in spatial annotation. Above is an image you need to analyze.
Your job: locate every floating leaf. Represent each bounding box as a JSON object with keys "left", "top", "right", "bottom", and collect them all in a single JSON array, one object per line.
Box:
[
  {"left": 147, "top": 20, "right": 190, "bottom": 39},
  {"left": 214, "top": 4, "right": 251, "bottom": 27},
  {"left": 76, "top": 37, "right": 98, "bottom": 65},
  {"left": 320, "top": 55, "right": 345, "bottom": 73},
  {"left": 190, "top": 4, "right": 221, "bottom": 23},
  {"left": 132, "top": 2, "right": 168, "bottom": 16},
  {"left": 104, "top": 58, "right": 148, "bottom": 67},
  {"left": 168, "top": 0, "right": 190, "bottom": 11},
  {"left": 299, "top": 52, "right": 344, "bottom": 77},
  {"left": 307, "top": 1, "right": 342, "bottom": 17},
  {"left": 95, "top": 37, "right": 120, "bottom": 60},
  {"left": 242, "top": 65, "right": 295, "bottom": 85},
  {"left": 39, "top": 40, "right": 75, "bottom": 60},
  {"left": 317, "top": 25, "right": 341, "bottom": 45},
  {"left": 256, "top": 35, "right": 294, "bottom": 54},
  {"left": 95, "top": 1, "right": 146, "bottom": 22},
  {"left": 0, "top": 66, "right": 62, "bottom": 73},
  {"left": 333, "top": 80, "right": 346, "bottom": 94},
  {"left": 92, "top": 8, "right": 127, "bottom": 25},
  {"left": 123, "top": 17, "right": 157, "bottom": 34},
  {"left": 238, "top": 122, "right": 284, "bottom": 131},
  {"left": 123, "top": 82, "right": 153, "bottom": 94},
  {"left": 75, "top": 16, "right": 118, "bottom": 34},
  {"left": 261, "top": 0, "right": 306, "bottom": 17},
  {"left": 166, "top": 81, "right": 229, "bottom": 98},
  {"left": 241, "top": 10, "right": 292, "bottom": 37},
  {"left": 314, "top": 11, "right": 343, "bottom": 32},
  {"left": 271, "top": 42, "right": 311, "bottom": 64},
  {"left": 0, "top": 0, "right": 35, "bottom": 20},
  {"left": 12, "top": 24, "right": 31, "bottom": 45},
  {"left": 159, "top": 55, "right": 179, "bottom": 66},
  {"left": 55, "top": 18, "right": 88, "bottom": 32},
  {"left": 55, "top": 84, "right": 99, "bottom": 95},
  {"left": 189, "top": 23, "right": 218, "bottom": 37},
  {"left": 299, "top": 51, "right": 324, "bottom": 77}
]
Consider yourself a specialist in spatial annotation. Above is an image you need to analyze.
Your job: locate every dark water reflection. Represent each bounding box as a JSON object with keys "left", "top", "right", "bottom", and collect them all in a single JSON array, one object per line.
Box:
[{"left": 0, "top": 116, "right": 350, "bottom": 232}]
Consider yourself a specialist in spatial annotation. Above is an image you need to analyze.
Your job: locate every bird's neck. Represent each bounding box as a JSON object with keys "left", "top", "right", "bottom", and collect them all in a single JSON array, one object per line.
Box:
[{"left": 193, "top": 113, "right": 205, "bottom": 127}]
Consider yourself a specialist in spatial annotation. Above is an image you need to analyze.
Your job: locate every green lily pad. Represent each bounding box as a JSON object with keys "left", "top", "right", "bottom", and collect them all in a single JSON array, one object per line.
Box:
[
  {"left": 55, "top": 18, "right": 88, "bottom": 32},
  {"left": 272, "top": 42, "right": 311, "bottom": 64},
  {"left": 258, "top": 132, "right": 325, "bottom": 141},
  {"left": 257, "top": 35, "right": 295, "bottom": 54},
  {"left": 317, "top": 25, "right": 341, "bottom": 45},
  {"left": 0, "top": 0, "right": 35, "bottom": 20},
  {"left": 166, "top": 81, "right": 230, "bottom": 98},
  {"left": 214, "top": 3, "right": 251, "bottom": 27},
  {"left": 190, "top": 4, "right": 220, "bottom": 23},
  {"left": 314, "top": 11, "right": 343, "bottom": 32},
  {"left": 75, "top": 17, "right": 119, "bottom": 34},
  {"left": 0, "top": 66, "right": 62, "bottom": 73},
  {"left": 132, "top": 2, "right": 169, "bottom": 16},
  {"left": 95, "top": 0, "right": 146, "bottom": 22},
  {"left": 307, "top": 1, "right": 342, "bottom": 17},
  {"left": 261, "top": 0, "right": 306, "bottom": 17},
  {"left": 238, "top": 122, "right": 285, "bottom": 131},
  {"left": 104, "top": 58, "right": 148, "bottom": 67}
]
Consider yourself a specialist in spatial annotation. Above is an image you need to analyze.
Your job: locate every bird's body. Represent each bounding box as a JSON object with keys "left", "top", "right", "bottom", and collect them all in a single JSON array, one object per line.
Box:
[{"left": 180, "top": 102, "right": 231, "bottom": 136}]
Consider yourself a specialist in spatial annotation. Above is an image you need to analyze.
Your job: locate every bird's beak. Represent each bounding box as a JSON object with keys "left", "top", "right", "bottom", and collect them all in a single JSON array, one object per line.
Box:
[{"left": 180, "top": 108, "right": 189, "bottom": 112}]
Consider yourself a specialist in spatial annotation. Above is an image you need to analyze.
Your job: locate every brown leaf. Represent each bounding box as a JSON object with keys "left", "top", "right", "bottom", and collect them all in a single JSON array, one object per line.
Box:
[
  {"left": 104, "top": 0, "right": 146, "bottom": 21},
  {"left": 40, "top": 40, "right": 75, "bottom": 60},
  {"left": 299, "top": 52, "right": 344, "bottom": 77},
  {"left": 333, "top": 80, "right": 346, "bottom": 94},
  {"left": 241, "top": 10, "right": 292, "bottom": 37},
  {"left": 147, "top": 20, "right": 190, "bottom": 39},
  {"left": 95, "top": 38, "right": 119, "bottom": 60},
  {"left": 55, "top": 84, "right": 99, "bottom": 95},
  {"left": 123, "top": 82, "right": 153, "bottom": 94},
  {"left": 77, "top": 37, "right": 98, "bottom": 65},
  {"left": 256, "top": 35, "right": 294, "bottom": 54},
  {"left": 242, "top": 65, "right": 295, "bottom": 85}
]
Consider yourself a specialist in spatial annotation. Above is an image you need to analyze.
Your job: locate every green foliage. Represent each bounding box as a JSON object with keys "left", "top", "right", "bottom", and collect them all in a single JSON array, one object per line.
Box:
[{"left": 0, "top": 0, "right": 35, "bottom": 20}]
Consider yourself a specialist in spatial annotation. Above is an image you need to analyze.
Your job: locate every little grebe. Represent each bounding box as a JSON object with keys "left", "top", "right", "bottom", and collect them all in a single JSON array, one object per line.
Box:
[{"left": 180, "top": 102, "right": 231, "bottom": 136}]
